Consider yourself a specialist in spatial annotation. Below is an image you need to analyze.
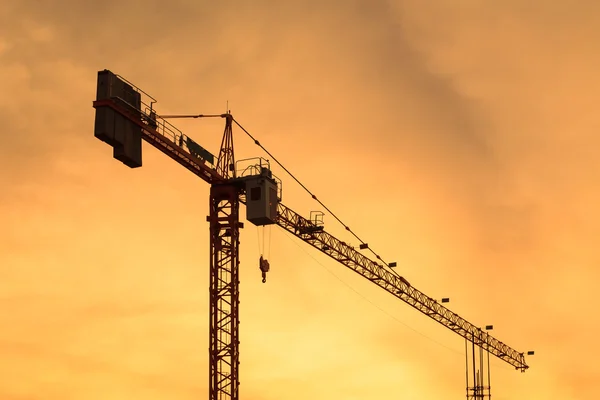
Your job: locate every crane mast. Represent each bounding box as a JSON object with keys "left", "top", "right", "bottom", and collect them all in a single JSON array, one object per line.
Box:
[
  {"left": 92, "top": 70, "right": 529, "bottom": 400},
  {"left": 209, "top": 182, "right": 242, "bottom": 399}
]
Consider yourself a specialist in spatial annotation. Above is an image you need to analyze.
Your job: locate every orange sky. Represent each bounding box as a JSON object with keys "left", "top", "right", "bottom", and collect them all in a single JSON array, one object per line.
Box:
[{"left": 1, "top": 1, "right": 599, "bottom": 399}]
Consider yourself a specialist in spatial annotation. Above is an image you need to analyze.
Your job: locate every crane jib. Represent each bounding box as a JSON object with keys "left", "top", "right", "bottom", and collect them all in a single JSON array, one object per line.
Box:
[{"left": 274, "top": 202, "right": 529, "bottom": 371}]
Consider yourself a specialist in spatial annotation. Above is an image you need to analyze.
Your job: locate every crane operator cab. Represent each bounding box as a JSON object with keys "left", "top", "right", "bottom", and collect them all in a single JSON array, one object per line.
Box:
[{"left": 245, "top": 166, "right": 279, "bottom": 226}]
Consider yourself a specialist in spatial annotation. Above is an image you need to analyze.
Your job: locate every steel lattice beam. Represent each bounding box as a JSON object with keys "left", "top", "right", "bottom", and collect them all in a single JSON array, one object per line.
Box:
[
  {"left": 208, "top": 184, "right": 242, "bottom": 400},
  {"left": 275, "top": 202, "right": 529, "bottom": 371}
]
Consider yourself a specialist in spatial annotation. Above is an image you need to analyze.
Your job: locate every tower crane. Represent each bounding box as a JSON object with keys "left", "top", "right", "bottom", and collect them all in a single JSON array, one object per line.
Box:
[{"left": 92, "top": 70, "right": 531, "bottom": 400}]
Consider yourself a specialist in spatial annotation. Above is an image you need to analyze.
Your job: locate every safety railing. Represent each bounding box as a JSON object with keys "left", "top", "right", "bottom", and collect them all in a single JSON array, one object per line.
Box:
[
  {"left": 108, "top": 76, "right": 215, "bottom": 167},
  {"left": 236, "top": 158, "right": 283, "bottom": 200}
]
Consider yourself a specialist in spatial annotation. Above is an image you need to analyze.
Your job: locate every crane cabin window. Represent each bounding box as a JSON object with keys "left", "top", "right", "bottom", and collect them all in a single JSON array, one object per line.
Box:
[{"left": 250, "top": 186, "right": 262, "bottom": 201}]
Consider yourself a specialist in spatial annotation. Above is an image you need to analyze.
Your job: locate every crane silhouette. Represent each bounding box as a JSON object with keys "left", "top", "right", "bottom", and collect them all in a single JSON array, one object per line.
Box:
[{"left": 92, "top": 70, "right": 531, "bottom": 400}]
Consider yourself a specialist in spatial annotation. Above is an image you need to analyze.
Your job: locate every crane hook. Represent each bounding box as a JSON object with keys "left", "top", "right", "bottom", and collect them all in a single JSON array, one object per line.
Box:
[{"left": 259, "top": 255, "right": 270, "bottom": 284}]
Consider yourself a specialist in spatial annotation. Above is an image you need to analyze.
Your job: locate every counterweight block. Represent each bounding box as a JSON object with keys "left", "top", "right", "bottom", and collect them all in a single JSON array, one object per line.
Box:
[{"left": 93, "top": 69, "right": 142, "bottom": 168}]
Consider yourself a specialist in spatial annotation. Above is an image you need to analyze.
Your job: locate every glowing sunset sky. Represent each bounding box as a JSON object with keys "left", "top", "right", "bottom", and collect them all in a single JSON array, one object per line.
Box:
[{"left": 1, "top": 1, "right": 599, "bottom": 399}]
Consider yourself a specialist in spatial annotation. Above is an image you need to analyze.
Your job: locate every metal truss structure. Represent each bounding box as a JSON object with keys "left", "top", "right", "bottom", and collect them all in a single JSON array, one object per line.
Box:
[
  {"left": 276, "top": 203, "right": 528, "bottom": 371},
  {"left": 209, "top": 184, "right": 242, "bottom": 400}
]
